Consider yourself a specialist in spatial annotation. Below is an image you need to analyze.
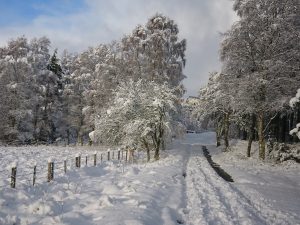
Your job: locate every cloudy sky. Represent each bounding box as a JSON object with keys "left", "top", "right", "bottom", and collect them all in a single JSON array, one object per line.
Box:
[{"left": 0, "top": 0, "right": 237, "bottom": 97}]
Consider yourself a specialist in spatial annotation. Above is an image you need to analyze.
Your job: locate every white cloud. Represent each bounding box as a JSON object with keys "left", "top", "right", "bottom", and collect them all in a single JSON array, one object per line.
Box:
[{"left": 0, "top": 0, "right": 237, "bottom": 96}]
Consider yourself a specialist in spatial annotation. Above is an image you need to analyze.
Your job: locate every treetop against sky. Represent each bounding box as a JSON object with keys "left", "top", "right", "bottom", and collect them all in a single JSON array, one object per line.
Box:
[{"left": 0, "top": 0, "right": 237, "bottom": 97}]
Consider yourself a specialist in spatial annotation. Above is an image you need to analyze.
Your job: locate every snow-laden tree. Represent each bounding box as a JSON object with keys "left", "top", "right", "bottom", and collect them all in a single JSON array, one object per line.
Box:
[
  {"left": 195, "top": 72, "right": 222, "bottom": 145},
  {"left": 60, "top": 50, "right": 78, "bottom": 144},
  {"left": 290, "top": 89, "right": 300, "bottom": 139},
  {"left": 220, "top": 0, "right": 300, "bottom": 159},
  {"left": 0, "top": 14, "right": 187, "bottom": 145},
  {"left": 121, "top": 25, "right": 147, "bottom": 81},
  {"left": 91, "top": 42, "right": 124, "bottom": 113},
  {"left": 0, "top": 36, "right": 36, "bottom": 144},
  {"left": 31, "top": 40, "right": 65, "bottom": 144},
  {"left": 194, "top": 72, "right": 234, "bottom": 149},
  {"left": 181, "top": 97, "right": 201, "bottom": 132},
  {"left": 28, "top": 37, "right": 52, "bottom": 143},
  {"left": 121, "top": 14, "right": 187, "bottom": 96},
  {"left": 45, "top": 49, "right": 65, "bottom": 143},
  {"left": 0, "top": 36, "right": 65, "bottom": 144},
  {"left": 145, "top": 14, "right": 186, "bottom": 90},
  {"left": 63, "top": 45, "right": 109, "bottom": 145},
  {"left": 92, "top": 14, "right": 187, "bottom": 148},
  {"left": 95, "top": 79, "right": 181, "bottom": 161}
]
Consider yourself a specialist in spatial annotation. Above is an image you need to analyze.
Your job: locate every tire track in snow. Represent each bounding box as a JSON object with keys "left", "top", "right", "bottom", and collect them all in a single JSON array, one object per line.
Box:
[
  {"left": 185, "top": 145, "right": 295, "bottom": 225},
  {"left": 186, "top": 145, "right": 236, "bottom": 225},
  {"left": 193, "top": 152, "right": 266, "bottom": 225},
  {"left": 198, "top": 147, "right": 298, "bottom": 225}
]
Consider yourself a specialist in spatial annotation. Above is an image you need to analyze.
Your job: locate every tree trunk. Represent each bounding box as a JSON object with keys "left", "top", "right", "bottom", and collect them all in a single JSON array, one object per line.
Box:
[
  {"left": 66, "top": 129, "right": 70, "bottom": 145},
  {"left": 289, "top": 114, "right": 294, "bottom": 143},
  {"left": 154, "top": 145, "right": 160, "bottom": 160},
  {"left": 279, "top": 114, "right": 287, "bottom": 142},
  {"left": 77, "top": 129, "right": 83, "bottom": 146},
  {"left": 237, "top": 128, "right": 241, "bottom": 139},
  {"left": 143, "top": 138, "right": 151, "bottom": 162},
  {"left": 295, "top": 109, "right": 300, "bottom": 143},
  {"left": 247, "top": 114, "right": 255, "bottom": 157},
  {"left": 78, "top": 135, "right": 83, "bottom": 146},
  {"left": 147, "top": 148, "right": 151, "bottom": 162},
  {"left": 33, "top": 105, "right": 39, "bottom": 143},
  {"left": 276, "top": 114, "right": 281, "bottom": 141},
  {"left": 242, "top": 130, "right": 247, "bottom": 140},
  {"left": 154, "top": 112, "right": 165, "bottom": 161},
  {"left": 77, "top": 108, "right": 84, "bottom": 146},
  {"left": 257, "top": 112, "right": 265, "bottom": 160},
  {"left": 223, "top": 112, "right": 230, "bottom": 150},
  {"left": 216, "top": 119, "right": 222, "bottom": 147},
  {"left": 161, "top": 139, "right": 165, "bottom": 150},
  {"left": 154, "top": 131, "right": 162, "bottom": 161}
]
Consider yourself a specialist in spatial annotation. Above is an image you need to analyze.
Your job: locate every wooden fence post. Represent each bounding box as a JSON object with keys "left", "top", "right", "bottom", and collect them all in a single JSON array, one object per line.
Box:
[
  {"left": 64, "top": 159, "right": 67, "bottom": 173},
  {"left": 85, "top": 155, "right": 88, "bottom": 166},
  {"left": 47, "top": 158, "right": 54, "bottom": 182},
  {"left": 94, "top": 152, "right": 97, "bottom": 166},
  {"left": 33, "top": 164, "right": 37, "bottom": 186},
  {"left": 75, "top": 154, "right": 81, "bottom": 168},
  {"left": 11, "top": 162, "right": 17, "bottom": 188}
]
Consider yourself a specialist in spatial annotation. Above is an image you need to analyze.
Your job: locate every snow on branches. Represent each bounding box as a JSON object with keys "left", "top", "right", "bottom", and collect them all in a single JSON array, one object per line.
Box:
[{"left": 95, "top": 79, "right": 181, "bottom": 161}]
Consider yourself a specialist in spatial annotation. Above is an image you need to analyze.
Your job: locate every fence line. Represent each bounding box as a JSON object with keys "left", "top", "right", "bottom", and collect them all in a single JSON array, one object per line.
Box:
[{"left": 0, "top": 149, "right": 141, "bottom": 189}]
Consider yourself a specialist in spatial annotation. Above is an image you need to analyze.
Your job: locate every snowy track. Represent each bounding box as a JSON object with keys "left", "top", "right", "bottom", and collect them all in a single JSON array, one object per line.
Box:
[
  {"left": 185, "top": 144, "right": 298, "bottom": 225},
  {"left": 0, "top": 133, "right": 299, "bottom": 225}
]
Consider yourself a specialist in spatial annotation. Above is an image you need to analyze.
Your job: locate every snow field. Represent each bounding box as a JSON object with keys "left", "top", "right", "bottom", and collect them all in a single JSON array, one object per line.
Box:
[
  {"left": 0, "top": 145, "right": 188, "bottom": 225},
  {"left": 0, "top": 146, "right": 136, "bottom": 189},
  {"left": 0, "top": 133, "right": 299, "bottom": 225}
]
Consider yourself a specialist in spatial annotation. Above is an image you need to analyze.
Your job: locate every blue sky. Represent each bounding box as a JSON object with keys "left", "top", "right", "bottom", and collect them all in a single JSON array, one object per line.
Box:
[
  {"left": 0, "top": 0, "right": 237, "bottom": 97},
  {"left": 0, "top": 0, "right": 87, "bottom": 26}
]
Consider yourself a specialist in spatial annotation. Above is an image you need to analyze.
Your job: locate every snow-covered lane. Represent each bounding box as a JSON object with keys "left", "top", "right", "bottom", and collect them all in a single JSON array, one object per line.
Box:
[
  {"left": 0, "top": 133, "right": 299, "bottom": 225},
  {"left": 184, "top": 133, "right": 299, "bottom": 225}
]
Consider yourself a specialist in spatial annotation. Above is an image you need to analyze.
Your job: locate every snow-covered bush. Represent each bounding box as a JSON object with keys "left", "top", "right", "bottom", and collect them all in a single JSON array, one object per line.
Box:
[
  {"left": 267, "top": 142, "right": 300, "bottom": 163},
  {"left": 95, "top": 79, "right": 182, "bottom": 161}
]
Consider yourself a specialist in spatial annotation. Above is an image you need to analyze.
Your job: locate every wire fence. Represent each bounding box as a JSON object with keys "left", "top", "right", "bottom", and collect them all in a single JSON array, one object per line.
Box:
[{"left": 0, "top": 149, "right": 143, "bottom": 189}]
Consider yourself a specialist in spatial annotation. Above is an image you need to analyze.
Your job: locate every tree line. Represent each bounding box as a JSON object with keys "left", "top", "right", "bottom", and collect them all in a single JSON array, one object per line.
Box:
[
  {"left": 0, "top": 14, "right": 187, "bottom": 160},
  {"left": 195, "top": 0, "right": 300, "bottom": 160}
]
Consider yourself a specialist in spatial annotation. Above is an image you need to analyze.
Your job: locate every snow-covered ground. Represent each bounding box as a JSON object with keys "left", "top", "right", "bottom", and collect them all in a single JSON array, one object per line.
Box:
[
  {"left": 184, "top": 134, "right": 300, "bottom": 225},
  {"left": 212, "top": 140, "right": 300, "bottom": 225},
  {"left": 0, "top": 133, "right": 299, "bottom": 225}
]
